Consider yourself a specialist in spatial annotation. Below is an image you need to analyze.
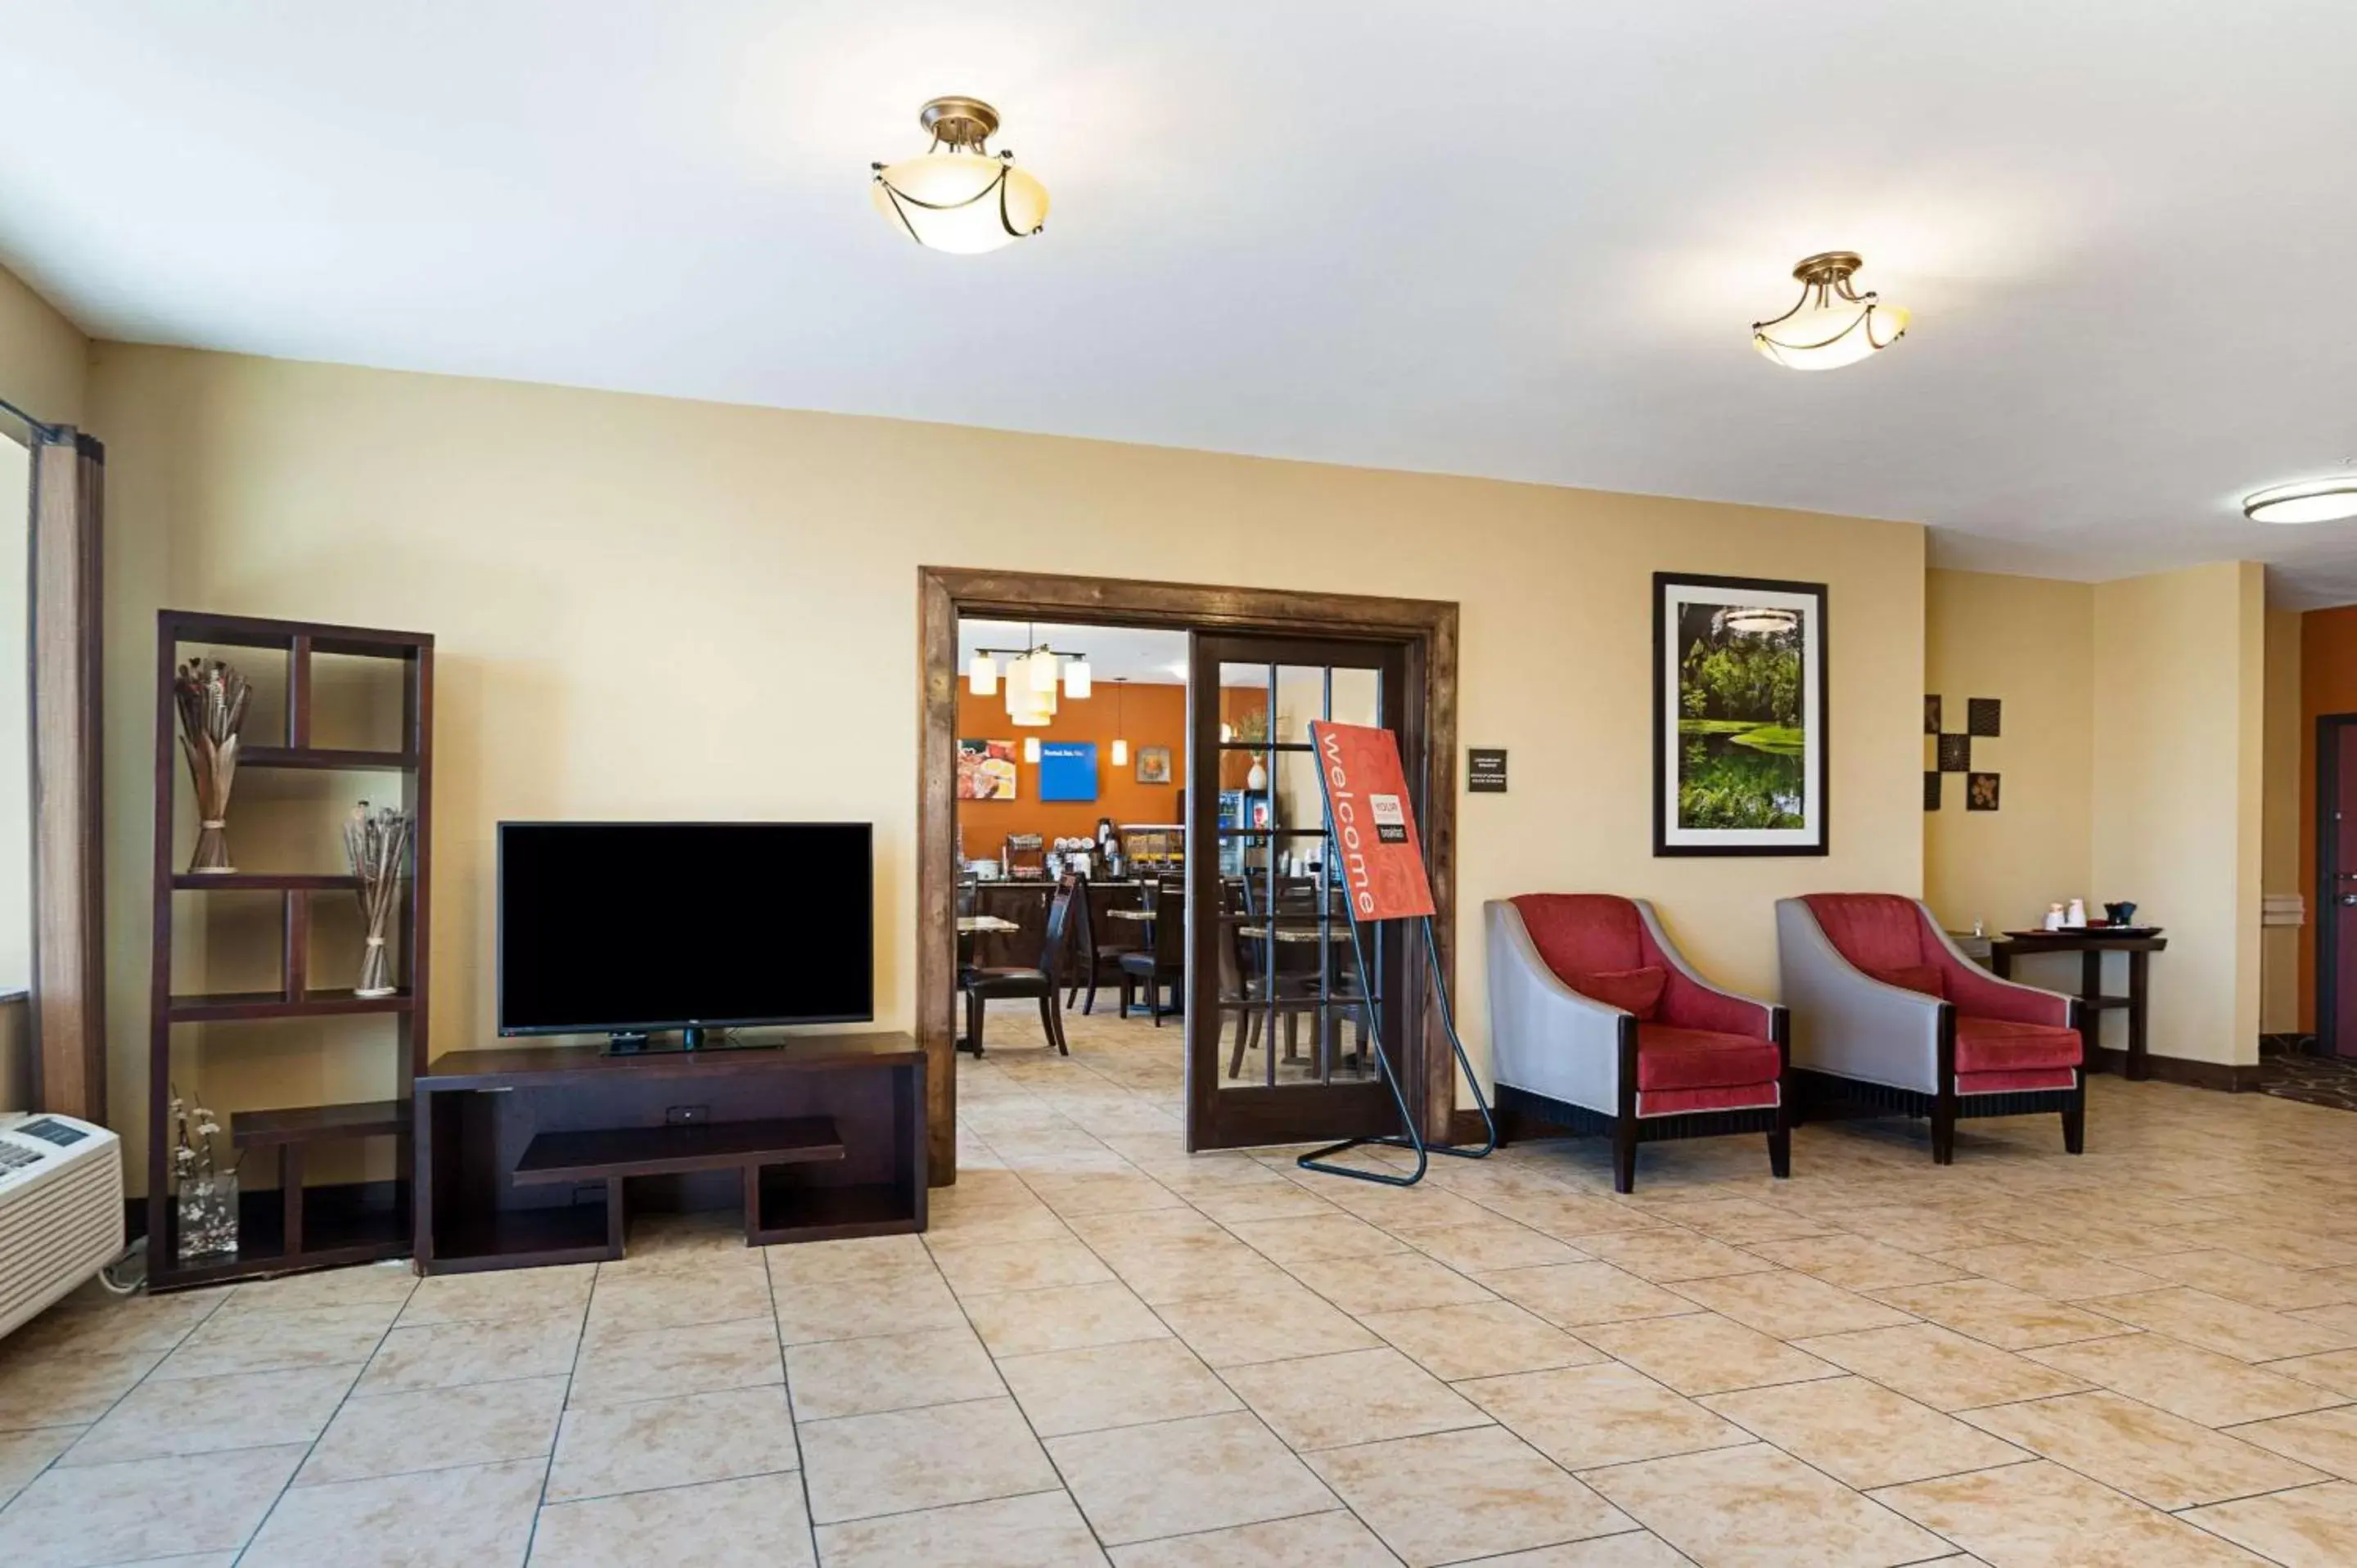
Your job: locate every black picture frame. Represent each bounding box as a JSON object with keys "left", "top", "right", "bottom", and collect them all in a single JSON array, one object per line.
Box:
[{"left": 1653, "top": 573, "right": 1830, "bottom": 858}]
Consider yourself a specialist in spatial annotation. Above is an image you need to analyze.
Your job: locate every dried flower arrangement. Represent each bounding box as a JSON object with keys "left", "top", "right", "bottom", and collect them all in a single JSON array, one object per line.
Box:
[
  {"left": 170, "top": 1087, "right": 239, "bottom": 1261},
  {"left": 345, "top": 802, "right": 414, "bottom": 998},
  {"left": 174, "top": 658, "right": 252, "bottom": 874}
]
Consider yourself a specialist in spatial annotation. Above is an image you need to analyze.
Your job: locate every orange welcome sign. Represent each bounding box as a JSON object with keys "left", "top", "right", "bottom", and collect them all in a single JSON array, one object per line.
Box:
[{"left": 1309, "top": 721, "right": 1435, "bottom": 921}]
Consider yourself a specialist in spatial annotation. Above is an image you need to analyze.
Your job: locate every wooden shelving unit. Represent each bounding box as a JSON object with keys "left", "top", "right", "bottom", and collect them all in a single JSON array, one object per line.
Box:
[{"left": 146, "top": 611, "right": 434, "bottom": 1292}]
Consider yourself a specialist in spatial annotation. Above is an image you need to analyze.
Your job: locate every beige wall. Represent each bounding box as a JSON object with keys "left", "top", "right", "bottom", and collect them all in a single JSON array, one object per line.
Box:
[
  {"left": 0, "top": 994, "right": 27, "bottom": 1114},
  {"left": 1922, "top": 570, "right": 2094, "bottom": 939},
  {"left": 0, "top": 435, "right": 29, "bottom": 998},
  {"left": 2090, "top": 561, "right": 2266, "bottom": 1068},
  {"left": 2261, "top": 607, "right": 2303, "bottom": 1034},
  {"left": 0, "top": 264, "right": 86, "bottom": 426},
  {"left": 88, "top": 343, "right": 1929, "bottom": 1182}
]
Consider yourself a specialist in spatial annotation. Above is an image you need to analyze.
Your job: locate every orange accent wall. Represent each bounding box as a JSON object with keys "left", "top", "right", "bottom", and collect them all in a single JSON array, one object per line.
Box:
[
  {"left": 955, "top": 681, "right": 1188, "bottom": 854},
  {"left": 2298, "top": 606, "right": 2357, "bottom": 1030}
]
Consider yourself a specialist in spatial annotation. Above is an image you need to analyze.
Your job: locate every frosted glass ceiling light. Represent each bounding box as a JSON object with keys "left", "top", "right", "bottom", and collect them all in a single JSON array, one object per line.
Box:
[
  {"left": 1063, "top": 660, "right": 1092, "bottom": 700},
  {"left": 2245, "top": 476, "right": 2357, "bottom": 525},
  {"left": 967, "top": 651, "right": 998, "bottom": 697},
  {"left": 1023, "top": 736, "right": 1042, "bottom": 763},
  {"left": 872, "top": 97, "right": 1048, "bottom": 255},
  {"left": 1027, "top": 647, "right": 1061, "bottom": 693},
  {"left": 1111, "top": 679, "right": 1129, "bottom": 766},
  {"left": 1752, "top": 252, "right": 1909, "bottom": 370}
]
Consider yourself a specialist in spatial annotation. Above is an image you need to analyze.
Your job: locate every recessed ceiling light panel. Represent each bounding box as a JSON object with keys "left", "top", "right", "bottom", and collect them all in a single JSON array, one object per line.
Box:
[
  {"left": 871, "top": 97, "right": 1048, "bottom": 255},
  {"left": 1752, "top": 251, "right": 1909, "bottom": 370},
  {"left": 2243, "top": 476, "right": 2357, "bottom": 525}
]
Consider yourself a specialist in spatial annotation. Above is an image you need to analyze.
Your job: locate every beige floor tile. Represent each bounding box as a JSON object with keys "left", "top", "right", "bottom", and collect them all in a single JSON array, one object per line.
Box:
[
  {"left": 1045, "top": 1409, "right": 1338, "bottom": 1546},
  {"left": 398, "top": 1263, "right": 597, "bottom": 1327},
  {"left": 2091, "top": 1287, "right": 2357, "bottom": 1362},
  {"left": 1701, "top": 1375, "right": 2030, "bottom": 1489},
  {"left": 1395, "top": 1220, "right": 1585, "bottom": 1273},
  {"left": 962, "top": 1280, "right": 1170, "bottom": 1358},
  {"left": 773, "top": 1266, "right": 967, "bottom": 1344},
  {"left": 1308, "top": 1424, "right": 1633, "bottom": 1566},
  {"left": 1359, "top": 1300, "right": 1604, "bottom": 1382},
  {"left": 1794, "top": 1322, "right": 2092, "bottom": 1411},
  {"left": 2272, "top": 1349, "right": 2357, "bottom": 1398},
  {"left": 0, "top": 1441, "right": 303, "bottom": 1567},
  {"left": 1226, "top": 1213, "right": 1407, "bottom": 1266},
  {"left": 1873, "top": 1277, "right": 2130, "bottom": 1350},
  {"left": 1476, "top": 1191, "right": 1666, "bottom": 1240},
  {"left": 1570, "top": 1228, "right": 1773, "bottom": 1282},
  {"left": 1587, "top": 1441, "right": 1948, "bottom": 1568},
  {"left": 242, "top": 1454, "right": 544, "bottom": 1568},
  {"left": 1224, "top": 1346, "right": 1489, "bottom": 1449},
  {"left": 1742, "top": 1232, "right": 1968, "bottom": 1291},
  {"left": 1961, "top": 1390, "right": 2325, "bottom": 1509},
  {"left": 1022, "top": 1169, "right": 1188, "bottom": 1217},
  {"left": 1459, "top": 1362, "right": 1751, "bottom": 1470},
  {"left": 566, "top": 1314, "right": 781, "bottom": 1408},
  {"left": 1830, "top": 1207, "right": 2026, "bottom": 1255},
  {"left": 62, "top": 1363, "right": 355, "bottom": 1467},
  {"left": 6, "top": 1291, "right": 224, "bottom": 1358},
  {"left": 299, "top": 1374, "right": 565, "bottom": 1485},
  {"left": 1638, "top": 1196, "right": 1835, "bottom": 1246},
  {"left": 767, "top": 1232, "right": 937, "bottom": 1285},
  {"left": 1931, "top": 1242, "right": 2168, "bottom": 1300},
  {"left": 531, "top": 1472, "right": 818, "bottom": 1567},
  {"left": 800, "top": 1395, "right": 1060, "bottom": 1524},
  {"left": 1872, "top": 1458, "right": 2273, "bottom": 1566},
  {"left": 599, "top": 1210, "right": 763, "bottom": 1275},
  {"left": 2292, "top": 1300, "right": 2357, "bottom": 1336},
  {"left": 1281, "top": 1252, "right": 1496, "bottom": 1315},
  {"left": 357, "top": 1310, "right": 584, "bottom": 1396},
  {"left": 1316, "top": 1182, "right": 1499, "bottom": 1232},
  {"left": 151, "top": 1300, "right": 399, "bottom": 1381},
  {"left": 1451, "top": 1535, "right": 1692, "bottom": 1567},
  {"left": 1151, "top": 1282, "right": 1381, "bottom": 1367},
  {"left": 0, "top": 1426, "right": 79, "bottom": 1507},
  {"left": 0, "top": 1342, "right": 164, "bottom": 1430},
  {"left": 1106, "top": 1508, "right": 1395, "bottom": 1566},
  {"left": 998, "top": 1337, "right": 1239, "bottom": 1436},
  {"left": 1183, "top": 1182, "right": 1345, "bottom": 1225},
  {"left": 585, "top": 1259, "right": 774, "bottom": 1336},
  {"left": 923, "top": 1201, "right": 1084, "bottom": 1251},
  {"left": 2180, "top": 1478, "right": 2357, "bottom": 1566},
  {"left": 2144, "top": 1222, "right": 2357, "bottom": 1270},
  {"left": 931, "top": 1237, "right": 1117, "bottom": 1298},
  {"left": 1670, "top": 1268, "right": 1917, "bottom": 1338},
  {"left": 2025, "top": 1334, "right": 2345, "bottom": 1426},
  {"left": 785, "top": 1325, "right": 1003, "bottom": 1420},
  {"left": 546, "top": 1384, "right": 796, "bottom": 1502},
  {"left": 2229, "top": 1406, "right": 2357, "bottom": 1480},
  {"left": 218, "top": 1260, "right": 418, "bottom": 1313},
  {"left": 1097, "top": 1237, "right": 1299, "bottom": 1305},
  {"left": 1580, "top": 1312, "right": 1838, "bottom": 1396},
  {"left": 815, "top": 1488, "right": 1103, "bottom": 1567},
  {"left": 1482, "top": 1262, "right": 1700, "bottom": 1328}
]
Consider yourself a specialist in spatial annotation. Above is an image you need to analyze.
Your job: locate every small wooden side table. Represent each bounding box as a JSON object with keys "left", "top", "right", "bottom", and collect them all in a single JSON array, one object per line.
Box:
[{"left": 1988, "top": 930, "right": 2167, "bottom": 1081}]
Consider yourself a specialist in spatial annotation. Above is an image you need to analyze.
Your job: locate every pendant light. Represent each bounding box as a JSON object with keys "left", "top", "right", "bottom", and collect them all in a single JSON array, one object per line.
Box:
[
  {"left": 1023, "top": 736, "right": 1042, "bottom": 763},
  {"left": 967, "top": 651, "right": 998, "bottom": 697},
  {"left": 1063, "top": 658, "right": 1092, "bottom": 699},
  {"left": 1751, "top": 252, "right": 1909, "bottom": 370},
  {"left": 871, "top": 97, "right": 1048, "bottom": 255},
  {"left": 2245, "top": 475, "right": 2357, "bottom": 525},
  {"left": 1110, "top": 678, "right": 1129, "bottom": 767}
]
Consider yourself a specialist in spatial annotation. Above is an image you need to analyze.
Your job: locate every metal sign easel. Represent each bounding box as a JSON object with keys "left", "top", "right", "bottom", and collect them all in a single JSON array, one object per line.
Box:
[{"left": 1295, "top": 722, "right": 1495, "bottom": 1187}]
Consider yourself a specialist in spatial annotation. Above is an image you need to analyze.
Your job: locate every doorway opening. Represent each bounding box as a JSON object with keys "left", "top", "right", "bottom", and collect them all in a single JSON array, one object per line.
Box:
[
  {"left": 2317, "top": 714, "right": 2357, "bottom": 1058},
  {"left": 919, "top": 568, "right": 1458, "bottom": 1183}
]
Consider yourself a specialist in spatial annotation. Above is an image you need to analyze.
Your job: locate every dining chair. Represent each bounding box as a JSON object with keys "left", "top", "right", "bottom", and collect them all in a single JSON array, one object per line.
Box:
[{"left": 962, "top": 874, "right": 1079, "bottom": 1056}]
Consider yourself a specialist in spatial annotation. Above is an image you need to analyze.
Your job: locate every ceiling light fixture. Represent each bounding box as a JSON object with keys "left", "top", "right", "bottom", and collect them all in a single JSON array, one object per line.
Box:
[
  {"left": 2244, "top": 475, "right": 2357, "bottom": 525},
  {"left": 970, "top": 629, "right": 1089, "bottom": 724},
  {"left": 1110, "top": 679, "right": 1129, "bottom": 767},
  {"left": 872, "top": 97, "right": 1048, "bottom": 255},
  {"left": 1752, "top": 252, "right": 1909, "bottom": 370},
  {"left": 1717, "top": 606, "right": 1800, "bottom": 637}
]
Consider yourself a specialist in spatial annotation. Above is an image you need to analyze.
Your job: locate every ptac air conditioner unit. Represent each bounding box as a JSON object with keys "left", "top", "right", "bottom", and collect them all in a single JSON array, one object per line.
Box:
[{"left": 0, "top": 1114, "right": 124, "bottom": 1341}]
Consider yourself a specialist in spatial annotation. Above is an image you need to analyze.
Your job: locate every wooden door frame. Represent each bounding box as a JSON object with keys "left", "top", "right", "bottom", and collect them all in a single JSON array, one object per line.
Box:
[
  {"left": 2319, "top": 713, "right": 2357, "bottom": 1058},
  {"left": 917, "top": 566, "right": 1459, "bottom": 1184}
]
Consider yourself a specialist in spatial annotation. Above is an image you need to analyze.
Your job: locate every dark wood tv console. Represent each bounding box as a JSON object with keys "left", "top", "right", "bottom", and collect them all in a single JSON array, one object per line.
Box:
[{"left": 413, "top": 1032, "right": 925, "bottom": 1274}]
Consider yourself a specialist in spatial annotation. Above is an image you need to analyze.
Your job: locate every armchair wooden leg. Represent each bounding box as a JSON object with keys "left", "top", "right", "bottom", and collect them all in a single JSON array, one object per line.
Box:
[
  {"left": 1611, "top": 1117, "right": 1638, "bottom": 1195},
  {"left": 969, "top": 990, "right": 987, "bottom": 1058},
  {"left": 1768, "top": 1108, "right": 1791, "bottom": 1180},
  {"left": 1931, "top": 1088, "right": 1958, "bottom": 1165},
  {"left": 2062, "top": 1081, "right": 2085, "bottom": 1155}
]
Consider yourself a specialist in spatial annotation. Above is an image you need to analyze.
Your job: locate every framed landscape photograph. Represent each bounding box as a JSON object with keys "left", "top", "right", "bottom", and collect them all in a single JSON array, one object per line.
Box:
[{"left": 1653, "top": 573, "right": 1828, "bottom": 856}]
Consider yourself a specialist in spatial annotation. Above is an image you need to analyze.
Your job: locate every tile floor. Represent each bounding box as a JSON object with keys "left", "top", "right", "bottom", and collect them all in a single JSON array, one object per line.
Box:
[{"left": 7, "top": 1002, "right": 2357, "bottom": 1565}]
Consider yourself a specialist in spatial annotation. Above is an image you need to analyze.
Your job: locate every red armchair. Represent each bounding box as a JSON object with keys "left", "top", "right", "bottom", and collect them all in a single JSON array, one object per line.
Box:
[
  {"left": 1485, "top": 894, "right": 1788, "bottom": 1192},
  {"left": 1777, "top": 894, "right": 2084, "bottom": 1164}
]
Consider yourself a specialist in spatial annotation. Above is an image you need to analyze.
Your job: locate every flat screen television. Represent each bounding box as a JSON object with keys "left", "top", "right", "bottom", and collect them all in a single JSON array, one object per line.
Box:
[{"left": 498, "top": 822, "right": 873, "bottom": 1045}]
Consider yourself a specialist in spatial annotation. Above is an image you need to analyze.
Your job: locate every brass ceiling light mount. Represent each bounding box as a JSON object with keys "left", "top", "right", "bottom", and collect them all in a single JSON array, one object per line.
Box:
[
  {"left": 1752, "top": 250, "right": 1910, "bottom": 370},
  {"left": 871, "top": 95, "right": 1049, "bottom": 255}
]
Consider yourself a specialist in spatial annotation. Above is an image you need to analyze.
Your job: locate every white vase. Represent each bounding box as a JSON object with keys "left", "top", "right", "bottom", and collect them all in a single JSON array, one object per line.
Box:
[
  {"left": 2065, "top": 899, "right": 2088, "bottom": 927},
  {"left": 1246, "top": 759, "right": 1268, "bottom": 791}
]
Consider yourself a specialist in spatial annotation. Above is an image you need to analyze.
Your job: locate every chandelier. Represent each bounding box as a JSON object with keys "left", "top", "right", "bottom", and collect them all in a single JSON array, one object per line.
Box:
[
  {"left": 967, "top": 630, "right": 1090, "bottom": 728},
  {"left": 872, "top": 97, "right": 1048, "bottom": 255},
  {"left": 1752, "top": 252, "right": 1909, "bottom": 370}
]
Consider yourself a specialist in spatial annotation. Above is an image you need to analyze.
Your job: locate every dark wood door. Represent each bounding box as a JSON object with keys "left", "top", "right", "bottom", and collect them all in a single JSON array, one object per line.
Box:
[
  {"left": 2326, "top": 719, "right": 2357, "bottom": 1057},
  {"left": 1185, "top": 633, "right": 1416, "bottom": 1149}
]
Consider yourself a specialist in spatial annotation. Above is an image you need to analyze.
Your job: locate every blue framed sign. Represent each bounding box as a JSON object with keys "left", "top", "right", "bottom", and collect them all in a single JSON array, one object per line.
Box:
[{"left": 1038, "top": 741, "right": 1098, "bottom": 802}]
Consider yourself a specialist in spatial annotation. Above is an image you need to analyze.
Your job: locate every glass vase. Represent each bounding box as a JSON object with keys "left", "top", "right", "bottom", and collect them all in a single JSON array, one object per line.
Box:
[{"left": 177, "top": 1167, "right": 239, "bottom": 1262}]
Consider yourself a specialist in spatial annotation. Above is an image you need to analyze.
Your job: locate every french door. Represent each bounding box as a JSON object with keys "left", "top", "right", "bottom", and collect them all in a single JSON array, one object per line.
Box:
[{"left": 1185, "top": 632, "right": 1418, "bottom": 1149}]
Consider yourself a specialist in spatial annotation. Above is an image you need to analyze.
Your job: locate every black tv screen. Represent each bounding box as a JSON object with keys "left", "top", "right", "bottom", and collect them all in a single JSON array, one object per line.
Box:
[{"left": 498, "top": 822, "right": 873, "bottom": 1035}]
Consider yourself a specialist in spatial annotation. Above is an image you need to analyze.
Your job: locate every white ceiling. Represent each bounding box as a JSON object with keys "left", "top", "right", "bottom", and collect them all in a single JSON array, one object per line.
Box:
[
  {"left": 7, "top": 3, "right": 2357, "bottom": 602},
  {"left": 959, "top": 620, "right": 1191, "bottom": 686}
]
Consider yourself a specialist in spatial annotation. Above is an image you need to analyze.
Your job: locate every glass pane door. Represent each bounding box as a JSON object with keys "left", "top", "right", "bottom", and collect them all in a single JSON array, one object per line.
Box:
[{"left": 1185, "top": 633, "right": 1413, "bottom": 1150}]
